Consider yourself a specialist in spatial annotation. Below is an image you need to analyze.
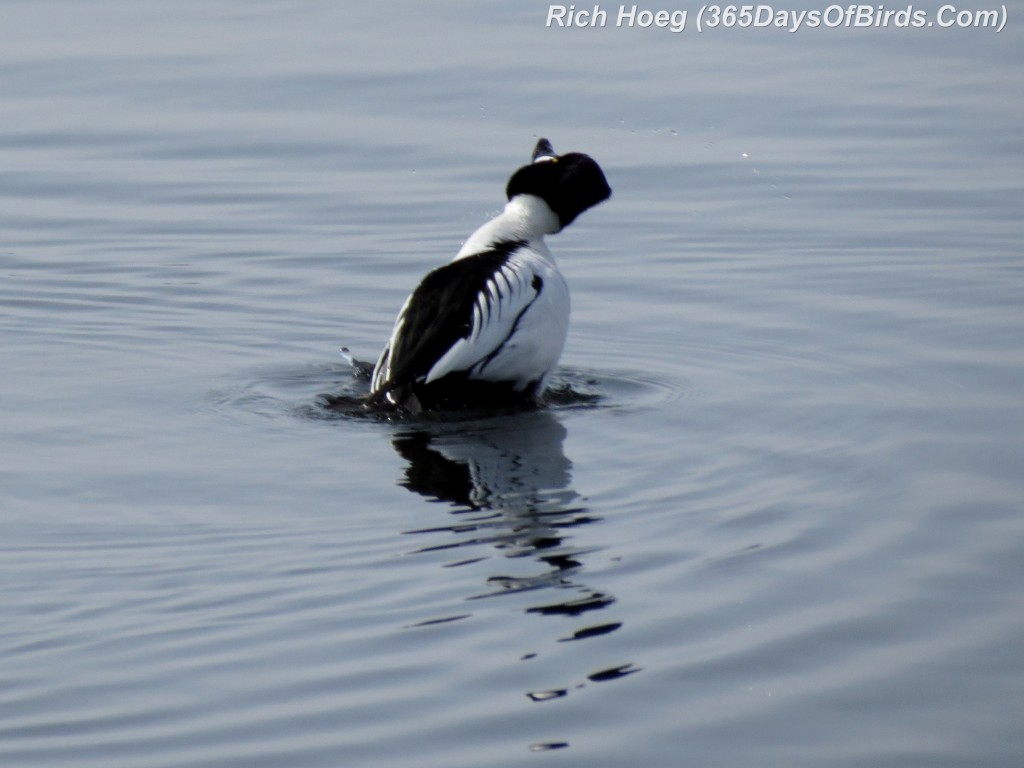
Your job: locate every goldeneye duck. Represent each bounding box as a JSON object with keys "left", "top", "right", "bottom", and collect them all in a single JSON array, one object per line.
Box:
[{"left": 370, "top": 138, "right": 611, "bottom": 413}]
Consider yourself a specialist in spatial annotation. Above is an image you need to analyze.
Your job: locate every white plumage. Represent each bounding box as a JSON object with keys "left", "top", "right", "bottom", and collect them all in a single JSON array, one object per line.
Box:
[{"left": 370, "top": 139, "right": 610, "bottom": 413}]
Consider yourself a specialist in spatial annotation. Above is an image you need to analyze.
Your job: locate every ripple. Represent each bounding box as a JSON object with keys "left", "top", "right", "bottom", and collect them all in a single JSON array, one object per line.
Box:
[
  {"left": 195, "top": 363, "right": 356, "bottom": 423},
  {"left": 546, "top": 367, "right": 693, "bottom": 411},
  {"left": 194, "top": 356, "right": 691, "bottom": 430}
]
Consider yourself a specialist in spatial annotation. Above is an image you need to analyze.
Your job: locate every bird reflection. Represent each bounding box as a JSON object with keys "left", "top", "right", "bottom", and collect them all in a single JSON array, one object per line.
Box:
[
  {"left": 390, "top": 408, "right": 641, "bottom": 748},
  {"left": 393, "top": 410, "right": 604, "bottom": 602}
]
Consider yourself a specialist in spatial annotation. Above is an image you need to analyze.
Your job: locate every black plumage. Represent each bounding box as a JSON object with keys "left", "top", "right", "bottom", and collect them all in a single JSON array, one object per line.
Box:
[{"left": 369, "top": 138, "right": 610, "bottom": 413}]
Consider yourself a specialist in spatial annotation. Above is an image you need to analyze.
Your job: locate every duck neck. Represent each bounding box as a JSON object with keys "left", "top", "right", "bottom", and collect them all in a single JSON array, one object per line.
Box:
[{"left": 455, "top": 195, "right": 560, "bottom": 260}]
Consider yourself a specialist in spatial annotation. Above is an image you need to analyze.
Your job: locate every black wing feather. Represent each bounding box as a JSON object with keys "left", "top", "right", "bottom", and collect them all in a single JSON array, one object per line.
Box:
[{"left": 380, "top": 241, "right": 525, "bottom": 391}]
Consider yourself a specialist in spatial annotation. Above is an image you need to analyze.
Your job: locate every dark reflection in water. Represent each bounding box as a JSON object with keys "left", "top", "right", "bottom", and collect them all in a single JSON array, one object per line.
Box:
[
  {"left": 389, "top": 409, "right": 640, "bottom": 741},
  {"left": 318, "top": 364, "right": 642, "bottom": 749},
  {"left": 393, "top": 412, "right": 603, "bottom": 603},
  {"left": 559, "top": 622, "right": 622, "bottom": 642},
  {"left": 529, "top": 741, "right": 570, "bottom": 752}
]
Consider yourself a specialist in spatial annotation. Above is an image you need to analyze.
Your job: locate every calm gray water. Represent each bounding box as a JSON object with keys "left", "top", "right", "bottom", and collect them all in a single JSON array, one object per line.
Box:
[{"left": 2, "top": 2, "right": 1023, "bottom": 766}]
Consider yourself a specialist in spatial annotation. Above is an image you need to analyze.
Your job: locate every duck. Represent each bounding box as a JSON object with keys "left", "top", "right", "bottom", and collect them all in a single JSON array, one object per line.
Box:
[{"left": 369, "top": 138, "right": 611, "bottom": 413}]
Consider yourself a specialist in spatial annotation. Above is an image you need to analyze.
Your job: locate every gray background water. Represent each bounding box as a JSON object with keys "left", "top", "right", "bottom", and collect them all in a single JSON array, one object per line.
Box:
[{"left": 2, "top": 2, "right": 1022, "bottom": 766}]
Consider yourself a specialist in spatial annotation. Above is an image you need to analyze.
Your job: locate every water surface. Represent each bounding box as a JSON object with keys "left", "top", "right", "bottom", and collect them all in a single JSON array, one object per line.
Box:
[{"left": 2, "top": 3, "right": 1023, "bottom": 766}]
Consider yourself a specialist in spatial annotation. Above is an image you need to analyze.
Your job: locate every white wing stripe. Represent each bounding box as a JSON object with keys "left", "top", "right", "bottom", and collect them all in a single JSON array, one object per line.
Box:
[
  {"left": 485, "top": 282, "right": 498, "bottom": 324},
  {"left": 423, "top": 255, "right": 542, "bottom": 385}
]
